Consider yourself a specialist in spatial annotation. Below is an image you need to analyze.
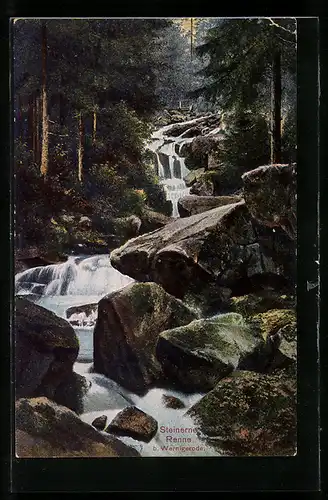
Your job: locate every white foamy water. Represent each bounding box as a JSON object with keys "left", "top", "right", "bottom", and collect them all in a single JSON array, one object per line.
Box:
[{"left": 147, "top": 118, "right": 210, "bottom": 217}]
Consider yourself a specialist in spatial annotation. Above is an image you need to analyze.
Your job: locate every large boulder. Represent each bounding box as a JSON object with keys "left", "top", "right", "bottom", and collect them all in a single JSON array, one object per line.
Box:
[
  {"left": 187, "top": 368, "right": 297, "bottom": 456},
  {"left": 184, "top": 136, "right": 219, "bottom": 171},
  {"left": 106, "top": 406, "right": 158, "bottom": 442},
  {"left": 156, "top": 313, "right": 268, "bottom": 392},
  {"left": 110, "top": 201, "right": 287, "bottom": 311},
  {"left": 178, "top": 195, "right": 243, "bottom": 218},
  {"left": 93, "top": 282, "right": 197, "bottom": 393},
  {"left": 15, "top": 397, "right": 140, "bottom": 457},
  {"left": 15, "top": 298, "right": 80, "bottom": 410},
  {"left": 242, "top": 164, "right": 297, "bottom": 240}
]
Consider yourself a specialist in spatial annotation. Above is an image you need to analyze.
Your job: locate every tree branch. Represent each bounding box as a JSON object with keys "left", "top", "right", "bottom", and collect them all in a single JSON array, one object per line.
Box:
[{"left": 265, "top": 18, "right": 297, "bottom": 38}]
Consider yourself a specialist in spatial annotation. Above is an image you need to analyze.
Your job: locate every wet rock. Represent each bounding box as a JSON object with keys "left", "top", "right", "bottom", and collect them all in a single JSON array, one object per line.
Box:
[
  {"left": 162, "top": 395, "right": 186, "bottom": 409},
  {"left": 66, "top": 303, "right": 98, "bottom": 319},
  {"left": 178, "top": 195, "right": 243, "bottom": 218},
  {"left": 93, "top": 282, "right": 197, "bottom": 393},
  {"left": 179, "top": 126, "right": 202, "bottom": 138},
  {"left": 183, "top": 168, "right": 205, "bottom": 187},
  {"left": 242, "top": 164, "right": 297, "bottom": 240},
  {"left": 15, "top": 397, "right": 140, "bottom": 457},
  {"left": 106, "top": 406, "right": 158, "bottom": 442},
  {"left": 15, "top": 298, "right": 79, "bottom": 410},
  {"left": 187, "top": 368, "right": 297, "bottom": 456},
  {"left": 179, "top": 142, "right": 193, "bottom": 158},
  {"left": 156, "top": 313, "right": 266, "bottom": 392},
  {"left": 92, "top": 415, "right": 108, "bottom": 431},
  {"left": 163, "top": 117, "right": 207, "bottom": 137}
]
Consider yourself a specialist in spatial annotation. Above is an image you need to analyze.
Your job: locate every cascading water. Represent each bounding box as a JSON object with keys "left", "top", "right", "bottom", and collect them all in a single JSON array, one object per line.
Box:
[
  {"left": 15, "top": 253, "right": 219, "bottom": 456},
  {"left": 14, "top": 116, "right": 222, "bottom": 456},
  {"left": 15, "top": 255, "right": 134, "bottom": 323},
  {"left": 148, "top": 117, "right": 207, "bottom": 217}
]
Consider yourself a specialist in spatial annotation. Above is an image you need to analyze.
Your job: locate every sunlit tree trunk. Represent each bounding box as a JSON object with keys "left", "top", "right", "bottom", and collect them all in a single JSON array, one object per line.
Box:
[
  {"left": 35, "top": 94, "right": 41, "bottom": 164},
  {"left": 40, "top": 24, "right": 49, "bottom": 176},
  {"left": 78, "top": 112, "right": 84, "bottom": 182},
  {"left": 93, "top": 110, "right": 97, "bottom": 145}
]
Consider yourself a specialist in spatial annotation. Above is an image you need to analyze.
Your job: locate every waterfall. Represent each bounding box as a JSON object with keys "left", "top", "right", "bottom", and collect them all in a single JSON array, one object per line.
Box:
[
  {"left": 148, "top": 120, "right": 203, "bottom": 217},
  {"left": 15, "top": 255, "right": 135, "bottom": 325},
  {"left": 15, "top": 255, "right": 134, "bottom": 297}
]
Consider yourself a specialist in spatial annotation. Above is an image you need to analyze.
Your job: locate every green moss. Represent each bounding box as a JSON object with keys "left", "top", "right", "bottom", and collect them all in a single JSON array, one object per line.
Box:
[
  {"left": 248, "top": 309, "right": 296, "bottom": 341},
  {"left": 229, "top": 293, "right": 295, "bottom": 317}
]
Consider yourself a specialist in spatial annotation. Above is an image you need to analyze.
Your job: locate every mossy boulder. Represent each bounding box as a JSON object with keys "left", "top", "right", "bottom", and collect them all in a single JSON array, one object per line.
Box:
[
  {"left": 229, "top": 292, "right": 296, "bottom": 317},
  {"left": 15, "top": 297, "right": 80, "bottom": 409},
  {"left": 187, "top": 368, "right": 297, "bottom": 456},
  {"left": 249, "top": 309, "right": 296, "bottom": 341},
  {"left": 93, "top": 282, "right": 197, "bottom": 394},
  {"left": 156, "top": 313, "right": 268, "bottom": 392},
  {"left": 247, "top": 308, "right": 297, "bottom": 370},
  {"left": 183, "top": 168, "right": 205, "bottom": 188},
  {"left": 242, "top": 164, "right": 297, "bottom": 240},
  {"left": 15, "top": 397, "right": 140, "bottom": 457}
]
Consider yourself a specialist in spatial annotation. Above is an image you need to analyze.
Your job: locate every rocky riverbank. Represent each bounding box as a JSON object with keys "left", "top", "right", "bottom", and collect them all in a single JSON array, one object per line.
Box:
[{"left": 15, "top": 150, "right": 297, "bottom": 456}]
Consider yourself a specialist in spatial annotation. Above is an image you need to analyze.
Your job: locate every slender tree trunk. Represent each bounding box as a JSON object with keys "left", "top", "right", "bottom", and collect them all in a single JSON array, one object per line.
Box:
[
  {"left": 16, "top": 95, "right": 22, "bottom": 139},
  {"left": 93, "top": 111, "right": 97, "bottom": 145},
  {"left": 40, "top": 24, "right": 49, "bottom": 176},
  {"left": 272, "top": 50, "right": 282, "bottom": 164},
  {"left": 35, "top": 94, "right": 41, "bottom": 164},
  {"left": 190, "top": 18, "right": 193, "bottom": 62},
  {"left": 78, "top": 112, "right": 84, "bottom": 182},
  {"left": 27, "top": 93, "right": 34, "bottom": 152},
  {"left": 270, "top": 75, "right": 274, "bottom": 164},
  {"left": 32, "top": 93, "right": 37, "bottom": 161}
]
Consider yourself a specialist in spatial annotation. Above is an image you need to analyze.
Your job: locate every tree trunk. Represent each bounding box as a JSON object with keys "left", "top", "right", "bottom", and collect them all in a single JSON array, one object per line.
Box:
[
  {"left": 93, "top": 111, "right": 97, "bottom": 145},
  {"left": 272, "top": 50, "right": 282, "bottom": 164},
  {"left": 40, "top": 24, "right": 49, "bottom": 176},
  {"left": 270, "top": 75, "right": 274, "bottom": 164},
  {"left": 16, "top": 95, "right": 22, "bottom": 139},
  {"left": 78, "top": 112, "right": 84, "bottom": 182},
  {"left": 32, "top": 93, "right": 37, "bottom": 161},
  {"left": 35, "top": 94, "right": 41, "bottom": 164}
]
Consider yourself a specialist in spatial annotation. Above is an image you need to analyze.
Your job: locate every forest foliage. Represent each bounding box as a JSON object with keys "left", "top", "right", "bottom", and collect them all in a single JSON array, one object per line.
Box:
[{"left": 14, "top": 18, "right": 297, "bottom": 251}]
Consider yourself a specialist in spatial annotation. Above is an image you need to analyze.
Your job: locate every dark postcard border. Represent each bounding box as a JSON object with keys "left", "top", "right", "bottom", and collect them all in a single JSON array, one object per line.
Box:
[{"left": 5, "top": 17, "right": 320, "bottom": 493}]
